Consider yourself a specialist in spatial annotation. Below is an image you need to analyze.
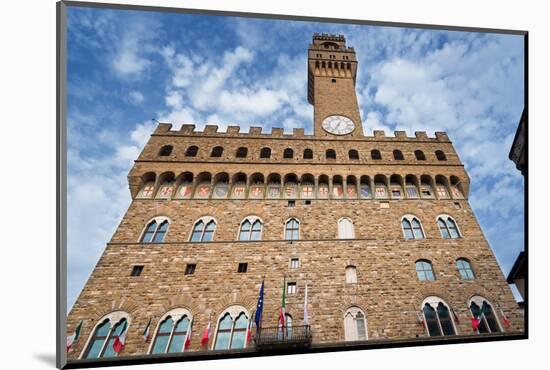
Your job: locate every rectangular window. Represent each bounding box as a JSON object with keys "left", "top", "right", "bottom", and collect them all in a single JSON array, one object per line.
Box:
[
  {"left": 287, "top": 200, "right": 295, "bottom": 207},
  {"left": 287, "top": 282, "right": 296, "bottom": 295},
  {"left": 290, "top": 258, "right": 300, "bottom": 269},
  {"left": 185, "top": 264, "right": 196, "bottom": 275},
  {"left": 304, "top": 200, "right": 311, "bottom": 205},
  {"left": 238, "top": 262, "right": 248, "bottom": 273},
  {"left": 131, "top": 265, "right": 144, "bottom": 276}
]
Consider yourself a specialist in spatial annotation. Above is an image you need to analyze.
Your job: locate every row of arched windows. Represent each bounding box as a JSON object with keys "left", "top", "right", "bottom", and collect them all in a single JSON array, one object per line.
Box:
[
  {"left": 158, "top": 144, "right": 449, "bottom": 162},
  {"left": 415, "top": 258, "right": 475, "bottom": 281},
  {"left": 139, "top": 215, "right": 462, "bottom": 243},
  {"left": 136, "top": 172, "right": 465, "bottom": 201},
  {"left": 80, "top": 295, "right": 504, "bottom": 357}
]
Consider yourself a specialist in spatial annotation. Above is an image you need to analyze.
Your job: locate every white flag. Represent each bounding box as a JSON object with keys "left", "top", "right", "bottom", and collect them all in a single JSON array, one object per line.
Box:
[{"left": 304, "top": 283, "right": 309, "bottom": 325}]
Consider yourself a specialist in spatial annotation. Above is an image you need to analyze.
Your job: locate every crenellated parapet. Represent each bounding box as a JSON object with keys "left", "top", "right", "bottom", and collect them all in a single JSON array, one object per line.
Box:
[{"left": 153, "top": 122, "right": 452, "bottom": 142}]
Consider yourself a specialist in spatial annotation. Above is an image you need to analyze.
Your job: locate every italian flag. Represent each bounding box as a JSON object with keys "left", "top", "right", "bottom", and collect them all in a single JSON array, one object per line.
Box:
[
  {"left": 66, "top": 320, "right": 83, "bottom": 352},
  {"left": 113, "top": 321, "right": 128, "bottom": 354},
  {"left": 200, "top": 322, "right": 211, "bottom": 348},
  {"left": 246, "top": 315, "right": 252, "bottom": 346},
  {"left": 279, "top": 276, "right": 286, "bottom": 328},
  {"left": 471, "top": 305, "right": 486, "bottom": 332},
  {"left": 184, "top": 321, "right": 192, "bottom": 350},
  {"left": 143, "top": 318, "right": 152, "bottom": 342}
]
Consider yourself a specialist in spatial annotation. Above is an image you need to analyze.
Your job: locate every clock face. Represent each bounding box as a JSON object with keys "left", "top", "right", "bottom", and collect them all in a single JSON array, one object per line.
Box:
[{"left": 322, "top": 115, "right": 355, "bottom": 135}]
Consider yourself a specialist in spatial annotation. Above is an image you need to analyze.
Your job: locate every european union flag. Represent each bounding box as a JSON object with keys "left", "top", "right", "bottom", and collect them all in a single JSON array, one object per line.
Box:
[{"left": 254, "top": 280, "right": 264, "bottom": 329}]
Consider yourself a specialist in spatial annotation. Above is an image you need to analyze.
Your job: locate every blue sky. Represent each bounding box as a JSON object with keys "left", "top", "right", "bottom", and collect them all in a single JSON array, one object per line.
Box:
[{"left": 66, "top": 6, "right": 525, "bottom": 308}]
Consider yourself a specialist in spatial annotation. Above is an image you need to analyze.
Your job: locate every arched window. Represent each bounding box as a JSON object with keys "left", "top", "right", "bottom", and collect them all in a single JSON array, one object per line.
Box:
[
  {"left": 422, "top": 298, "right": 456, "bottom": 337},
  {"left": 303, "top": 148, "right": 313, "bottom": 159},
  {"left": 236, "top": 147, "right": 248, "bottom": 158},
  {"left": 285, "top": 218, "right": 299, "bottom": 240},
  {"left": 402, "top": 216, "right": 424, "bottom": 240},
  {"left": 435, "top": 150, "right": 447, "bottom": 161},
  {"left": 150, "top": 308, "right": 192, "bottom": 354},
  {"left": 371, "top": 149, "right": 382, "bottom": 160},
  {"left": 238, "top": 217, "right": 263, "bottom": 241},
  {"left": 140, "top": 217, "right": 170, "bottom": 243},
  {"left": 469, "top": 297, "right": 501, "bottom": 334},
  {"left": 283, "top": 148, "right": 294, "bottom": 159},
  {"left": 260, "top": 147, "right": 271, "bottom": 159},
  {"left": 416, "top": 260, "right": 435, "bottom": 281},
  {"left": 393, "top": 150, "right": 404, "bottom": 160},
  {"left": 213, "top": 307, "right": 250, "bottom": 350},
  {"left": 345, "top": 265, "right": 357, "bottom": 284},
  {"left": 456, "top": 258, "right": 475, "bottom": 280},
  {"left": 159, "top": 145, "right": 173, "bottom": 156},
  {"left": 83, "top": 312, "right": 129, "bottom": 359},
  {"left": 344, "top": 307, "right": 367, "bottom": 341},
  {"left": 348, "top": 149, "right": 359, "bottom": 160},
  {"left": 338, "top": 218, "right": 355, "bottom": 239},
  {"left": 415, "top": 150, "right": 426, "bottom": 160},
  {"left": 210, "top": 146, "right": 223, "bottom": 157},
  {"left": 437, "top": 215, "right": 461, "bottom": 239},
  {"left": 190, "top": 217, "right": 216, "bottom": 242},
  {"left": 185, "top": 145, "right": 198, "bottom": 157},
  {"left": 326, "top": 149, "right": 336, "bottom": 159}
]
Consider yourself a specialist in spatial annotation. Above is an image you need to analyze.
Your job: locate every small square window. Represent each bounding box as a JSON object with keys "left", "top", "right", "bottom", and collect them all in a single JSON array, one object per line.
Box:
[
  {"left": 287, "top": 282, "right": 297, "bottom": 295},
  {"left": 238, "top": 262, "right": 248, "bottom": 273},
  {"left": 131, "top": 265, "right": 144, "bottom": 277},
  {"left": 290, "top": 258, "right": 300, "bottom": 269},
  {"left": 185, "top": 264, "right": 196, "bottom": 275},
  {"left": 304, "top": 200, "right": 311, "bottom": 205},
  {"left": 288, "top": 200, "right": 295, "bottom": 207},
  {"left": 454, "top": 202, "right": 462, "bottom": 209},
  {"left": 380, "top": 201, "right": 389, "bottom": 209}
]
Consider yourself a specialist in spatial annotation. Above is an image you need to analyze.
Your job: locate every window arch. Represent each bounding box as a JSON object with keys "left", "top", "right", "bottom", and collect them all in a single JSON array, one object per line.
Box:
[
  {"left": 338, "top": 217, "right": 355, "bottom": 239},
  {"left": 401, "top": 215, "right": 425, "bottom": 240},
  {"left": 435, "top": 150, "right": 447, "bottom": 161},
  {"left": 260, "top": 147, "right": 271, "bottom": 159},
  {"left": 393, "top": 149, "right": 404, "bottom": 160},
  {"left": 422, "top": 297, "right": 456, "bottom": 337},
  {"left": 456, "top": 258, "right": 475, "bottom": 280},
  {"left": 469, "top": 296, "right": 501, "bottom": 333},
  {"left": 348, "top": 149, "right": 359, "bottom": 160},
  {"left": 416, "top": 260, "right": 435, "bottom": 281},
  {"left": 326, "top": 149, "right": 336, "bottom": 159},
  {"left": 213, "top": 306, "right": 250, "bottom": 350},
  {"left": 415, "top": 150, "right": 426, "bottom": 160},
  {"left": 344, "top": 307, "right": 367, "bottom": 341},
  {"left": 437, "top": 215, "right": 461, "bottom": 239},
  {"left": 303, "top": 148, "right": 313, "bottom": 159},
  {"left": 159, "top": 145, "right": 173, "bottom": 156},
  {"left": 238, "top": 216, "right": 263, "bottom": 241},
  {"left": 150, "top": 308, "right": 192, "bottom": 354},
  {"left": 285, "top": 218, "right": 299, "bottom": 240},
  {"left": 190, "top": 217, "right": 217, "bottom": 242},
  {"left": 185, "top": 145, "right": 198, "bottom": 157},
  {"left": 82, "top": 311, "right": 130, "bottom": 359},
  {"left": 140, "top": 217, "right": 170, "bottom": 243},
  {"left": 210, "top": 146, "right": 223, "bottom": 157},
  {"left": 345, "top": 265, "right": 357, "bottom": 284},
  {"left": 283, "top": 148, "right": 294, "bottom": 159},
  {"left": 236, "top": 147, "right": 248, "bottom": 158},
  {"left": 371, "top": 149, "right": 382, "bottom": 160}
]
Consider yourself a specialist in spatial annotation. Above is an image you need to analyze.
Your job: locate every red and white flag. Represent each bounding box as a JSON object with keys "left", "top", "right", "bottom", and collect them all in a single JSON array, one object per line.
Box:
[
  {"left": 184, "top": 322, "right": 192, "bottom": 350},
  {"left": 113, "top": 322, "right": 128, "bottom": 354},
  {"left": 200, "top": 322, "right": 211, "bottom": 348},
  {"left": 498, "top": 305, "right": 511, "bottom": 329},
  {"left": 246, "top": 316, "right": 252, "bottom": 346},
  {"left": 143, "top": 318, "right": 152, "bottom": 342}
]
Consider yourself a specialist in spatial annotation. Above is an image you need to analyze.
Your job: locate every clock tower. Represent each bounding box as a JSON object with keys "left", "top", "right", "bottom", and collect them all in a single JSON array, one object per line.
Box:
[{"left": 308, "top": 33, "right": 364, "bottom": 137}]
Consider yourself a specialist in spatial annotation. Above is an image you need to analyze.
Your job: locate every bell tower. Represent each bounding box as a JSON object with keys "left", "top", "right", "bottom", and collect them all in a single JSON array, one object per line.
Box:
[{"left": 308, "top": 33, "right": 363, "bottom": 137}]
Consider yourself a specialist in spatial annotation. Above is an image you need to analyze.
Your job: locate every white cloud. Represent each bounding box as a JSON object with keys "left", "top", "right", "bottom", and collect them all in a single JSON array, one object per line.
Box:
[{"left": 127, "top": 90, "right": 144, "bottom": 105}]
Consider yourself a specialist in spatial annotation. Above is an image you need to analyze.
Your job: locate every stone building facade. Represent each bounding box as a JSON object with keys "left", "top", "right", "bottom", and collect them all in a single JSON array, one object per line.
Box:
[{"left": 66, "top": 33, "right": 523, "bottom": 365}]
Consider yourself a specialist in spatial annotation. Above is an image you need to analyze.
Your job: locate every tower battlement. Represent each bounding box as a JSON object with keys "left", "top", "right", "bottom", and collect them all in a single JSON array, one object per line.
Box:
[{"left": 153, "top": 122, "right": 450, "bottom": 142}]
